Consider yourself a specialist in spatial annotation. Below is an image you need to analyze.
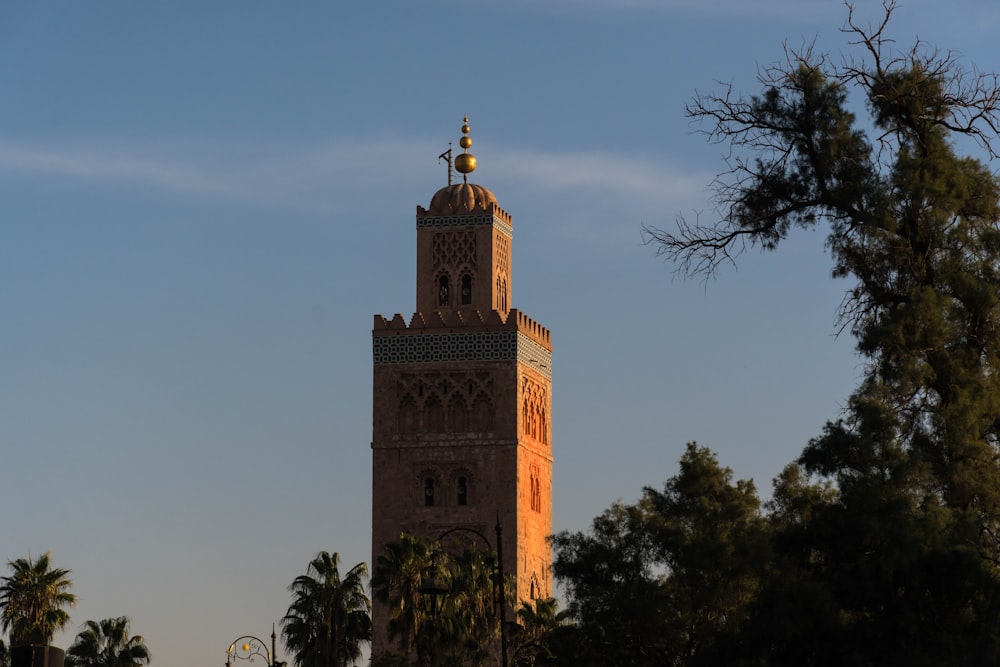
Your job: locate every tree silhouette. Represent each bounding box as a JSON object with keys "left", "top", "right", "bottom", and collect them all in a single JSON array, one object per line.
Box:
[
  {"left": 282, "top": 552, "right": 371, "bottom": 667},
  {"left": 65, "top": 617, "right": 150, "bottom": 667},
  {"left": 0, "top": 552, "right": 75, "bottom": 647}
]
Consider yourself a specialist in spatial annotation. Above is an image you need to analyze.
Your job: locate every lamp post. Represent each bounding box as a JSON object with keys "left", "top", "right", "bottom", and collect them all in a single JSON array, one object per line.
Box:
[
  {"left": 225, "top": 628, "right": 287, "bottom": 667},
  {"left": 420, "top": 520, "right": 508, "bottom": 667}
]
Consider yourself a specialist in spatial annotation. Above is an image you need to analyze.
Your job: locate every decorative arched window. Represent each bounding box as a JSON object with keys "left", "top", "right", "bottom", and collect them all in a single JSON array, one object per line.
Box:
[
  {"left": 424, "top": 477, "right": 436, "bottom": 507},
  {"left": 449, "top": 395, "right": 469, "bottom": 432},
  {"left": 461, "top": 274, "right": 473, "bottom": 305},
  {"left": 398, "top": 396, "right": 417, "bottom": 434},
  {"left": 426, "top": 395, "right": 444, "bottom": 432},
  {"left": 472, "top": 394, "right": 494, "bottom": 431},
  {"left": 530, "top": 466, "right": 542, "bottom": 513},
  {"left": 457, "top": 476, "right": 468, "bottom": 506},
  {"left": 438, "top": 275, "right": 450, "bottom": 307}
]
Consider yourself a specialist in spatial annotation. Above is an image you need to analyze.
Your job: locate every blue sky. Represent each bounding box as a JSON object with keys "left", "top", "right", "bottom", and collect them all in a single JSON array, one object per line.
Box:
[{"left": 3, "top": 1, "right": 999, "bottom": 665}]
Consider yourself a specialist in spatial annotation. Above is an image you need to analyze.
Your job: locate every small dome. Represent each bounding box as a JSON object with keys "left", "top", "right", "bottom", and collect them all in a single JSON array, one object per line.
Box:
[{"left": 426, "top": 183, "right": 497, "bottom": 215}]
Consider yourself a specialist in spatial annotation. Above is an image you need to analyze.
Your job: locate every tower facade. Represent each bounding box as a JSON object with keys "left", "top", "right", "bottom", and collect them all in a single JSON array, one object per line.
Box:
[{"left": 371, "top": 119, "right": 553, "bottom": 653}]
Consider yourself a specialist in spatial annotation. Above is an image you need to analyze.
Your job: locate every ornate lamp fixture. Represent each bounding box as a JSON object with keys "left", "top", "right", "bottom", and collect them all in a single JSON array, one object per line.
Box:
[{"left": 225, "top": 628, "right": 286, "bottom": 667}]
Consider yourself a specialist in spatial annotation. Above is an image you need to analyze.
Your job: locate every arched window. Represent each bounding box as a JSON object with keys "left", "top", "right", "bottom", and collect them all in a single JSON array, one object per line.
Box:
[
  {"left": 424, "top": 478, "right": 436, "bottom": 507},
  {"left": 438, "top": 275, "right": 450, "bottom": 307},
  {"left": 530, "top": 466, "right": 542, "bottom": 513},
  {"left": 457, "top": 476, "right": 468, "bottom": 506},
  {"left": 461, "top": 274, "right": 473, "bottom": 305}
]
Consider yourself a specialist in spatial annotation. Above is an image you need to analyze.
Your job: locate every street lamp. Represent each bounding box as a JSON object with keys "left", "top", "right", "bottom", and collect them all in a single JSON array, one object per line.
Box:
[
  {"left": 417, "top": 564, "right": 450, "bottom": 619},
  {"left": 225, "top": 627, "right": 287, "bottom": 667},
  {"left": 419, "top": 520, "right": 508, "bottom": 667}
]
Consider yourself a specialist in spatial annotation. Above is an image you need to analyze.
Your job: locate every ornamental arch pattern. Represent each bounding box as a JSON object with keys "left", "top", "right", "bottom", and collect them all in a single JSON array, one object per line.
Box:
[
  {"left": 522, "top": 377, "right": 548, "bottom": 444},
  {"left": 395, "top": 371, "right": 496, "bottom": 435},
  {"left": 433, "top": 230, "right": 477, "bottom": 273}
]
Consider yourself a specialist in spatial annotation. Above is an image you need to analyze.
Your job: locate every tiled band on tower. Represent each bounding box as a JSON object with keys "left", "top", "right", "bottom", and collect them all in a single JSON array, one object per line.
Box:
[{"left": 371, "top": 119, "right": 553, "bottom": 655}]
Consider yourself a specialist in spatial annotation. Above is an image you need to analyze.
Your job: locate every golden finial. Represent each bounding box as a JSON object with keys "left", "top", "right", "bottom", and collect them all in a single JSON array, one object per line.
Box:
[{"left": 454, "top": 115, "right": 477, "bottom": 182}]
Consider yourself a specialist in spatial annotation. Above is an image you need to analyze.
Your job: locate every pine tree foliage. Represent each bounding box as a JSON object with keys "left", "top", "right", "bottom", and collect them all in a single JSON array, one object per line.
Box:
[
  {"left": 552, "top": 444, "right": 764, "bottom": 667},
  {"left": 565, "top": 1, "right": 1000, "bottom": 663},
  {"left": 644, "top": 0, "right": 1000, "bottom": 566}
]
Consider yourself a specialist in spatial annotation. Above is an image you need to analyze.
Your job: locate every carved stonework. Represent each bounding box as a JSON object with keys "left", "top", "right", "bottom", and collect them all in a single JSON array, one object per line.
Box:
[
  {"left": 522, "top": 377, "right": 548, "bottom": 444},
  {"left": 394, "top": 371, "right": 496, "bottom": 436},
  {"left": 433, "top": 230, "right": 477, "bottom": 272}
]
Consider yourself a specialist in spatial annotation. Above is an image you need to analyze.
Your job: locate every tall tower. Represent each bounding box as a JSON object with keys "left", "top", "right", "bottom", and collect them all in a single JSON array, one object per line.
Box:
[{"left": 371, "top": 118, "right": 553, "bottom": 652}]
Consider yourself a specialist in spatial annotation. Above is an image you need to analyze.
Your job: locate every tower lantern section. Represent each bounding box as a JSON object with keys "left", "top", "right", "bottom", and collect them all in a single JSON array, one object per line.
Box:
[{"left": 414, "top": 118, "right": 512, "bottom": 316}]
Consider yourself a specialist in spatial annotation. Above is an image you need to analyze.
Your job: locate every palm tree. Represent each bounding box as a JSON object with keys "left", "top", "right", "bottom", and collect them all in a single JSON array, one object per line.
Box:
[
  {"left": 282, "top": 551, "right": 371, "bottom": 667},
  {"left": 0, "top": 552, "right": 75, "bottom": 646},
  {"left": 371, "top": 534, "right": 435, "bottom": 660},
  {"left": 65, "top": 617, "right": 150, "bottom": 667},
  {"left": 438, "top": 548, "right": 501, "bottom": 667},
  {"left": 510, "top": 598, "right": 568, "bottom": 667}
]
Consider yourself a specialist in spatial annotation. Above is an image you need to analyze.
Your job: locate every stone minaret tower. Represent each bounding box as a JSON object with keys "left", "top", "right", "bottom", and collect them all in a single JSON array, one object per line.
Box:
[{"left": 371, "top": 118, "right": 553, "bottom": 655}]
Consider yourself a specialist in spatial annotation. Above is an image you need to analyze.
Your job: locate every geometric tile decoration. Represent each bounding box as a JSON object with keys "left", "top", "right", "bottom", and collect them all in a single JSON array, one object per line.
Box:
[
  {"left": 417, "top": 214, "right": 513, "bottom": 238},
  {"left": 374, "top": 330, "right": 552, "bottom": 380}
]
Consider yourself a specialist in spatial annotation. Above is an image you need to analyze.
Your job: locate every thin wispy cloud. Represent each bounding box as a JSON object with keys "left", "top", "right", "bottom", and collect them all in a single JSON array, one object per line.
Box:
[
  {"left": 498, "top": 0, "right": 837, "bottom": 20},
  {"left": 488, "top": 149, "right": 709, "bottom": 208},
  {"left": 0, "top": 145, "right": 244, "bottom": 198},
  {"left": 0, "top": 138, "right": 708, "bottom": 214}
]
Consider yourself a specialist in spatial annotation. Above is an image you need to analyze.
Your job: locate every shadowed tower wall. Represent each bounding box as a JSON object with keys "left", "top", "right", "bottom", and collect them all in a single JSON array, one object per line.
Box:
[{"left": 371, "top": 120, "right": 553, "bottom": 657}]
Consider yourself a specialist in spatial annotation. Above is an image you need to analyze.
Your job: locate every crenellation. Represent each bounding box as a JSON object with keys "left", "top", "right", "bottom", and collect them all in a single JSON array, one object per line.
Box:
[
  {"left": 487, "top": 202, "right": 512, "bottom": 225},
  {"left": 375, "top": 308, "right": 550, "bottom": 349},
  {"left": 459, "top": 308, "right": 486, "bottom": 325},
  {"left": 510, "top": 309, "right": 552, "bottom": 348},
  {"left": 429, "top": 311, "right": 448, "bottom": 328},
  {"left": 375, "top": 314, "right": 409, "bottom": 330},
  {"left": 483, "top": 309, "right": 506, "bottom": 326}
]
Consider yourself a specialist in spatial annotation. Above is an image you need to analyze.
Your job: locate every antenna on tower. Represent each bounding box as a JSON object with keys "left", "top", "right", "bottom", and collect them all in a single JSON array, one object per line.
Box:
[{"left": 438, "top": 143, "right": 453, "bottom": 186}]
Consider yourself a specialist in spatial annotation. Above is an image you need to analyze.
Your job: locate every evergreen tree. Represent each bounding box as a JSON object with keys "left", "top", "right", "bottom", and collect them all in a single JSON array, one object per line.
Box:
[
  {"left": 643, "top": 1, "right": 1000, "bottom": 662},
  {"left": 552, "top": 444, "right": 765, "bottom": 666}
]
